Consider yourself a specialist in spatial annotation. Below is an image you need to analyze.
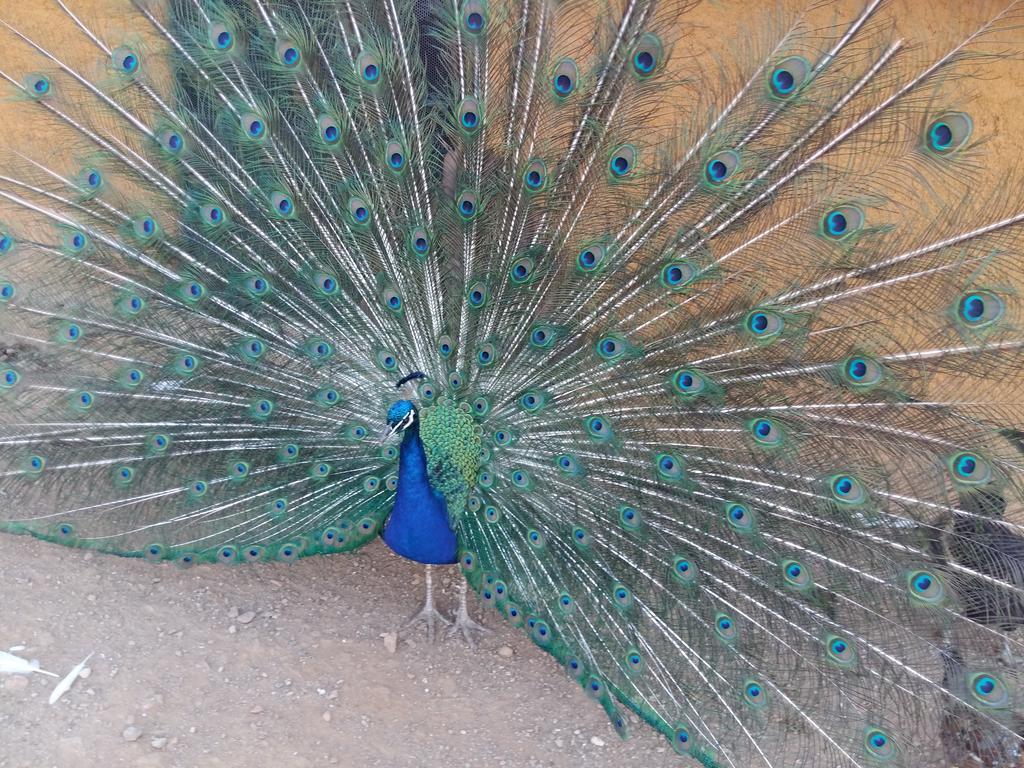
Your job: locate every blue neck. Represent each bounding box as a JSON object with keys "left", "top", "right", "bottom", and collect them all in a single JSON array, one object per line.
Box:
[{"left": 381, "top": 424, "right": 458, "bottom": 564}]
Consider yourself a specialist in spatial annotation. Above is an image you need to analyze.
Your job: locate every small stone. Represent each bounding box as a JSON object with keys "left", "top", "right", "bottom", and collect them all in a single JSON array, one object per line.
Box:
[
  {"left": 237, "top": 611, "right": 256, "bottom": 625},
  {"left": 86, "top": 594, "right": 96, "bottom": 602},
  {"left": 122, "top": 726, "right": 143, "bottom": 742},
  {"left": 250, "top": 705, "right": 264, "bottom": 715},
  {"left": 228, "top": 625, "right": 237, "bottom": 634},
  {"left": 590, "top": 736, "right": 605, "bottom": 747},
  {"left": 79, "top": 667, "right": 92, "bottom": 679},
  {"left": 150, "top": 736, "right": 168, "bottom": 750},
  {"left": 327, "top": 689, "right": 339, "bottom": 700},
  {"left": 381, "top": 632, "right": 398, "bottom": 654},
  {"left": 497, "top": 646, "right": 514, "bottom": 658},
  {"left": 189, "top": 727, "right": 197, "bottom": 734},
  {"left": 228, "top": 607, "right": 239, "bottom": 619},
  {"left": 3, "top": 675, "right": 28, "bottom": 691},
  {"left": 322, "top": 711, "right": 332, "bottom": 723}
]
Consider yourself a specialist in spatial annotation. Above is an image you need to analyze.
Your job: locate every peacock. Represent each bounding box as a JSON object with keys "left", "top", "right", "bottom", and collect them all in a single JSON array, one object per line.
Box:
[{"left": 1, "top": 0, "right": 1024, "bottom": 764}]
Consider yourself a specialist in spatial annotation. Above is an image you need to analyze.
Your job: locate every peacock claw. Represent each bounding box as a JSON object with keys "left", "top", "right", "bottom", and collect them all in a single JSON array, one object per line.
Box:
[
  {"left": 445, "top": 574, "right": 490, "bottom": 648},
  {"left": 400, "top": 603, "right": 452, "bottom": 644},
  {"left": 399, "top": 565, "right": 451, "bottom": 644},
  {"left": 445, "top": 610, "right": 490, "bottom": 649}
]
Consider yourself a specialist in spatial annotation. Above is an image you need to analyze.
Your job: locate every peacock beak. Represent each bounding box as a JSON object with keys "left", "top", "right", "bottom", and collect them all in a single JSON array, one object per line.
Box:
[{"left": 377, "top": 423, "right": 400, "bottom": 445}]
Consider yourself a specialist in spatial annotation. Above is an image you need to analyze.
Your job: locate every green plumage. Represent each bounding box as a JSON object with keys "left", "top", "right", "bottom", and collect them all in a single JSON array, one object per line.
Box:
[{"left": 420, "top": 401, "right": 483, "bottom": 526}]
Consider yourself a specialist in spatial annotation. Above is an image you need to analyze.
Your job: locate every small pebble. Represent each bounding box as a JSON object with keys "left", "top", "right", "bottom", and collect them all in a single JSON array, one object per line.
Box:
[
  {"left": 150, "top": 736, "right": 168, "bottom": 750},
  {"left": 250, "top": 705, "right": 264, "bottom": 715},
  {"left": 228, "top": 625, "right": 237, "bottom": 635},
  {"left": 381, "top": 632, "right": 398, "bottom": 654},
  {"left": 237, "top": 611, "right": 256, "bottom": 625},
  {"left": 322, "top": 711, "right": 331, "bottom": 723},
  {"left": 79, "top": 667, "right": 91, "bottom": 679},
  {"left": 497, "top": 646, "right": 514, "bottom": 658},
  {"left": 228, "top": 607, "right": 239, "bottom": 619},
  {"left": 122, "top": 726, "right": 143, "bottom": 743},
  {"left": 590, "top": 736, "right": 605, "bottom": 747}
]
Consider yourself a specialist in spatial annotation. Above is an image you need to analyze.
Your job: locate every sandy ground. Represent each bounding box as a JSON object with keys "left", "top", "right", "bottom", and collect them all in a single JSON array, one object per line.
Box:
[{"left": 0, "top": 534, "right": 681, "bottom": 768}]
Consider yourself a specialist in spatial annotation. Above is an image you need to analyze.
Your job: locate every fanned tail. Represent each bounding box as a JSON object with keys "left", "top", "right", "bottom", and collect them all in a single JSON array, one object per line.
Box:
[{"left": 1, "top": 1, "right": 1024, "bottom": 766}]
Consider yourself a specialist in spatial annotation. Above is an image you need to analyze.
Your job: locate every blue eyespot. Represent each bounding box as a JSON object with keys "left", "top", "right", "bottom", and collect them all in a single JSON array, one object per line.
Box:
[
  {"left": 467, "top": 281, "right": 487, "bottom": 308},
  {"left": 926, "top": 112, "right": 972, "bottom": 155},
  {"left": 704, "top": 149, "right": 740, "bottom": 184},
  {"left": 768, "top": 56, "right": 810, "bottom": 99},
  {"left": 26, "top": 74, "right": 51, "bottom": 97},
  {"left": 744, "top": 309, "right": 784, "bottom": 340},
  {"left": 462, "top": 2, "right": 487, "bottom": 34},
  {"left": 523, "top": 159, "right": 547, "bottom": 192},
  {"left": 970, "top": 673, "right": 1010, "bottom": 708},
  {"left": 750, "top": 417, "right": 783, "bottom": 446},
  {"left": 552, "top": 58, "right": 578, "bottom": 97},
  {"left": 948, "top": 451, "right": 993, "bottom": 485},
  {"left": 957, "top": 290, "right": 1004, "bottom": 329},
  {"left": 631, "top": 33, "right": 662, "bottom": 77},
  {"left": 116, "top": 49, "right": 139, "bottom": 74},
  {"left": 577, "top": 243, "right": 606, "bottom": 272},
  {"left": 908, "top": 569, "right": 944, "bottom": 604},
  {"left": 821, "top": 205, "right": 864, "bottom": 240},
  {"left": 160, "top": 129, "right": 185, "bottom": 154},
  {"left": 744, "top": 680, "right": 767, "bottom": 708},
  {"left": 609, "top": 145, "right": 636, "bottom": 178},
  {"left": 656, "top": 453, "right": 685, "bottom": 482},
  {"left": 773, "top": 69, "right": 794, "bottom": 93},
  {"left": 661, "top": 261, "right": 696, "bottom": 289},
  {"left": 209, "top": 23, "right": 234, "bottom": 51}
]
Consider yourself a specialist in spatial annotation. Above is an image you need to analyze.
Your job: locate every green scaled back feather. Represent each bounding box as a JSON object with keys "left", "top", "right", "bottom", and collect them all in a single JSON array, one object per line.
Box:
[{"left": 2, "top": 0, "right": 1024, "bottom": 766}]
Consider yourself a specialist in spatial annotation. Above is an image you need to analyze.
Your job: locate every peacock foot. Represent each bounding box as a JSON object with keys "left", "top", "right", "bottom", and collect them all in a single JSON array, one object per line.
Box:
[
  {"left": 445, "top": 607, "right": 490, "bottom": 649},
  {"left": 445, "top": 575, "right": 490, "bottom": 649},
  {"left": 399, "top": 601, "right": 453, "bottom": 644},
  {"left": 399, "top": 564, "right": 452, "bottom": 644}
]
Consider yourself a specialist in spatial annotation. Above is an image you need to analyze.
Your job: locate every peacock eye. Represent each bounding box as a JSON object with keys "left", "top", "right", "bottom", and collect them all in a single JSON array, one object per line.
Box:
[
  {"left": 609, "top": 145, "right": 637, "bottom": 178},
  {"left": 705, "top": 149, "right": 740, "bottom": 184},
  {"left": 208, "top": 22, "right": 235, "bottom": 50},
  {"left": 768, "top": 56, "right": 811, "bottom": 98},
  {"left": 631, "top": 33, "right": 663, "bottom": 77},
  {"left": 821, "top": 205, "right": 864, "bottom": 240},
  {"left": 459, "top": 97, "right": 483, "bottom": 133},
  {"left": 926, "top": 112, "right": 972, "bottom": 154},
  {"left": 552, "top": 58, "right": 578, "bottom": 97}
]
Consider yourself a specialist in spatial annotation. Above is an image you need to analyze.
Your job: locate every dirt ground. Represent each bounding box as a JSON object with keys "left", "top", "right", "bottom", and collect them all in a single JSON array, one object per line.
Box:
[{"left": 0, "top": 534, "right": 681, "bottom": 768}]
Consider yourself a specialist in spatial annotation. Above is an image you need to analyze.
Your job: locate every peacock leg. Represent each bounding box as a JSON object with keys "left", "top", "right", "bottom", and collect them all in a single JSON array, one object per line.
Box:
[
  {"left": 400, "top": 564, "right": 452, "bottom": 643},
  {"left": 445, "top": 573, "right": 490, "bottom": 648}
]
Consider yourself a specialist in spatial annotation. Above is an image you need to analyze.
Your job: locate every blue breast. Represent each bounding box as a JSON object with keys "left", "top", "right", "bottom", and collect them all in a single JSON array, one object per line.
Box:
[{"left": 382, "top": 425, "right": 458, "bottom": 564}]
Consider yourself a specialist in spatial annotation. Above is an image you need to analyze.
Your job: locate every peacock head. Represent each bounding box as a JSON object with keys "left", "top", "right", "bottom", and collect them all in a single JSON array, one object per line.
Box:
[
  {"left": 381, "top": 372, "right": 426, "bottom": 442},
  {"left": 382, "top": 399, "right": 417, "bottom": 442}
]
